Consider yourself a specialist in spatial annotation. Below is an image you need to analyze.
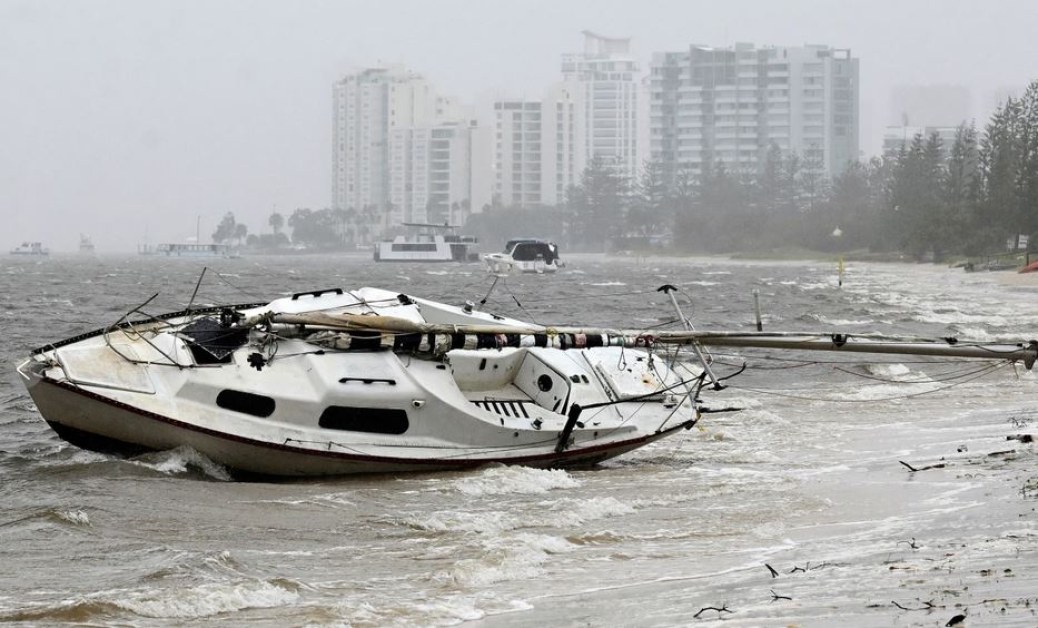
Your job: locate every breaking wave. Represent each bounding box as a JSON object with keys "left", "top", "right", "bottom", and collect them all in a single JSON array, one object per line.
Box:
[{"left": 129, "top": 446, "right": 233, "bottom": 481}]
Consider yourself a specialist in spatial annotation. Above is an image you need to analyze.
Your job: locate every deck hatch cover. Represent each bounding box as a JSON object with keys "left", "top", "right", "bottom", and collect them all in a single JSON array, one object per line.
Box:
[{"left": 179, "top": 317, "right": 249, "bottom": 364}]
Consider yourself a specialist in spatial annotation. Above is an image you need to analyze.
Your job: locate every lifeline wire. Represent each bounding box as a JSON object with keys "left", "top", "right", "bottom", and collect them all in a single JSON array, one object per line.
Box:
[{"left": 723, "top": 360, "right": 1011, "bottom": 403}]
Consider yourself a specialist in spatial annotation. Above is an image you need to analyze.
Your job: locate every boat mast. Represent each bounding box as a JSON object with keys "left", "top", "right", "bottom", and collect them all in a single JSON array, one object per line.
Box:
[{"left": 255, "top": 312, "right": 1038, "bottom": 369}]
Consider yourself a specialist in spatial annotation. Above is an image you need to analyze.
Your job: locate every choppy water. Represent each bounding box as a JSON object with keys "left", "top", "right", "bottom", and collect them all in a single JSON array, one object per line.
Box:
[{"left": 2, "top": 253, "right": 1037, "bottom": 627}]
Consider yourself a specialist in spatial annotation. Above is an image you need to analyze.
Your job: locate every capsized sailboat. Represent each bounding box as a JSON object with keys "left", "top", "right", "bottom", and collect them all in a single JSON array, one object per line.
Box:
[{"left": 16, "top": 285, "right": 1038, "bottom": 478}]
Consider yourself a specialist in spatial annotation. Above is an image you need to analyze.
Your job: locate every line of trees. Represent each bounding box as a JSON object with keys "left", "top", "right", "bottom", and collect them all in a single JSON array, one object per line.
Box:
[
  {"left": 475, "top": 79, "right": 1038, "bottom": 261},
  {"left": 211, "top": 206, "right": 384, "bottom": 251}
]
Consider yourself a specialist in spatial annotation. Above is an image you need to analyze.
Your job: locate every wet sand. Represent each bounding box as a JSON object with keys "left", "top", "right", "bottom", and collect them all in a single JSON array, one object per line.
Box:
[{"left": 996, "top": 269, "right": 1038, "bottom": 287}]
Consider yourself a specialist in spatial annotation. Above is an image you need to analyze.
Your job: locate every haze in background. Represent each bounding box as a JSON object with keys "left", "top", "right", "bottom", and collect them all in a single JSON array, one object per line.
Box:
[{"left": 1, "top": 0, "right": 1035, "bottom": 253}]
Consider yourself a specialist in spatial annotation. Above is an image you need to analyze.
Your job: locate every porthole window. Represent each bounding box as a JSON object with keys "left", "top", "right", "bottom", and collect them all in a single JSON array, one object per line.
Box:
[
  {"left": 216, "top": 390, "right": 275, "bottom": 417},
  {"left": 537, "top": 374, "right": 553, "bottom": 392}
]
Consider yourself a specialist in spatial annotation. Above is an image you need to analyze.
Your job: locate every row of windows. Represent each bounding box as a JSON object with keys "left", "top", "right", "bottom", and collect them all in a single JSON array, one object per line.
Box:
[{"left": 391, "top": 242, "right": 440, "bottom": 252}]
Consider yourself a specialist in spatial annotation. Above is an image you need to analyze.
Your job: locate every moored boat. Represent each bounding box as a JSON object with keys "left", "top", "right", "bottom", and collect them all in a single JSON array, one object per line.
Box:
[
  {"left": 484, "top": 238, "right": 562, "bottom": 274},
  {"left": 138, "top": 243, "right": 236, "bottom": 257},
  {"left": 374, "top": 223, "right": 479, "bottom": 263},
  {"left": 10, "top": 241, "right": 49, "bottom": 256},
  {"left": 79, "top": 234, "right": 96, "bottom": 254}
]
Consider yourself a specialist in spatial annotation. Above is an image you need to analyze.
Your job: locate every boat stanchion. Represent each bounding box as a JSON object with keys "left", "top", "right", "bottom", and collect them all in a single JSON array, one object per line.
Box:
[
  {"left": 1025, "top": 340, "right": 1038, "bottom": 370},
  {"left": 753, "top": 289, "right": 763, "bottom": 331},
  {"left": 657, "top": 285, "right": 724, "bottom": 390},
  {"left": 555, "top": 404, "right": 583, "bottom": 453}
]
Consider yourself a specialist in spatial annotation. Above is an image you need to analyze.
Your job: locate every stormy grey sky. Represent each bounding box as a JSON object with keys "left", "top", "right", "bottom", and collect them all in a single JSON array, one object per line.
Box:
[{"left": 1, "top": 0, "right": 1035, "bottom": 253}]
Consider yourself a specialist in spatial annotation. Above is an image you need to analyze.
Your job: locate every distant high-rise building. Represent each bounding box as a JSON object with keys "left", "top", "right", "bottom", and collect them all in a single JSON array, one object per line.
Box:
[
  {"left": 332, "top": 66, "right": 488, "bottom": 232},
  {"left": 562, "top": 31, "right": 642, "bottom": 181},
  {"left": 494, "top": 85, "right": 585, "bottom": 207},
  {"left": 889, "top": 84, "right": 971, "bottom": 127},
  {"left": 649, "top": 42, "right": 859, "bottom": 180},
  {"left": 493, "top": 31, "right": 640, "bottom": 208},
  {"left": 389, "top": 122, "right": 491, "bottom": 225},
  {"left": 494, "top": 100, "right": 544, "bottom": 207}
]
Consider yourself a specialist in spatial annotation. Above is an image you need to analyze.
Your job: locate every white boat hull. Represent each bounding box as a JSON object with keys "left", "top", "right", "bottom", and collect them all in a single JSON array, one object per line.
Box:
[
  {"left": 484, "top": 240, "right": 562, "bottom": 274},
  {"left": 23, "top": 364, "right": 689, "bottom": 476},
  {"left": 484, "top": 253, "right": 560, "bottom": 274}
]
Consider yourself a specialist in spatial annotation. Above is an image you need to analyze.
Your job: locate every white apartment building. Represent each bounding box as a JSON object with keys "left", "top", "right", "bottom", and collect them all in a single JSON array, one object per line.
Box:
[
  {"left": 543, "top": 82, "right": 585, "bottom": 205},
  {"left": 650, "top": 43, "right": 859, "bottom": 181},
  {"left": 562, "top": 31, "right": 641, "bottom": 182},
  {"left": 494, "top": 100, "right": 543, "bottom": 207},
  {"left": 493, "top": 31, "right": 640, "bottom": 208},
  {"left": 389, "top": 122, "right": 492, "bottom": 225},
  {"left": 332, "top": 66, "right": 488, "bottom": 230},
  {"left": 494, "top": 87, "right": 584, "bottom": 207}
]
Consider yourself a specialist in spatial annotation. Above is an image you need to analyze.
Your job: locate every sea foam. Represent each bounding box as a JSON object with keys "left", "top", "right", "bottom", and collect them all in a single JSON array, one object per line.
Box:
[
  {"left": 451, "top": 465, "right": 580, "bottom": 496},
  {"left": 110, "top": 579, "right": 299, "bottom": 619}
]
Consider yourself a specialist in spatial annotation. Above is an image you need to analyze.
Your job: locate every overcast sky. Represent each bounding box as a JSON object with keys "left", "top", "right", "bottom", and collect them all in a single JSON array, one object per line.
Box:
[{"left": 2, "top": 0, "right": 1036, "bottom": 253}]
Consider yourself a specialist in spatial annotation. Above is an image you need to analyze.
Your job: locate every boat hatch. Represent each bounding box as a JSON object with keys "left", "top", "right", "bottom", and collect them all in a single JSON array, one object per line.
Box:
[
  {"left": 179, "top": 317, "right": 249, "bottom": 364},
  {"left": 514, "top": 349, "right": 576, "bottom": 414}
]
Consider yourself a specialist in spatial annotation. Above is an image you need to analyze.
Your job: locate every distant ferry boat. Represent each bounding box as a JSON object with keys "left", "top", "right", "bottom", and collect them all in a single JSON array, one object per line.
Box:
[
  {"left": 10, "top": 241, "right": 49, "bottom": 256},
  {"left": 79, "top": 234, "right": 95, "bottom": 254},
  {"left": 138, "top": 243, "right": 236, "bottom": 257},
  {"left": 374, "top": 223, "right": 479, "bottom": 263}
]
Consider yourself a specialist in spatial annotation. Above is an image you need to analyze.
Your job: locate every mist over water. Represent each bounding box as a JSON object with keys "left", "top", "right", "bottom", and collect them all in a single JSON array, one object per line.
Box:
[{"left": 2, "top": 254, "right": 1037, "bottom": 626}]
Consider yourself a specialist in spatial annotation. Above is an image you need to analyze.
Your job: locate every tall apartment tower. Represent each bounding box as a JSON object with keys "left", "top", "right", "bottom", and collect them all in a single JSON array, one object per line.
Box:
[
  {"left": 332, "top": 66, "right": 489, "bottom": 228},
  {"left": 494, "top": 100, "right": 543, "bottom": 207},
  {"left": 650, "top": 43, "right": 859, "bottom": 180},
  {"left": 389, "top": 122, "right": 492, "bottom": 225},
  {"left": 562, "top": 31, "right": 641, "bottom": 181},
  {"left": 493, "top": 31, "right": 638, "bottom": 208},
  {"left": 494, "top": 87, "right": 584, "bottom": 208}
]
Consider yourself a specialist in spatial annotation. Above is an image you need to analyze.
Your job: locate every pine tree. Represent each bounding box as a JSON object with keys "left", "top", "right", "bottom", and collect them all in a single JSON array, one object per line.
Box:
[
  {"left": 943, "top": 123, "right": 981, "bottom": 254},
  {"left": 1017, "top": 80, "right": 1038, "bottom": 239},
  {"left": 630, "top": 159, "right": 670, "bottom": 237},
  {"left": 565, "top": 155, "right": 629, "bottom": 251},
  {"left": 979, "top": 96, "right": 1023, "bottom": 249}
]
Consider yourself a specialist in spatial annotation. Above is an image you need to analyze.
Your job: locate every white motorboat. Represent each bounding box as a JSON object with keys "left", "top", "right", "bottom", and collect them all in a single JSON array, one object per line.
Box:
[
  {"left": 17, "top": 287, "right": 707, "bottom": 477},
  {"left": 374, "top": 223, "right": 479, "bottom": 263},
  {"left": 484, "top": 239, "right": 563, "bottom": 274}
]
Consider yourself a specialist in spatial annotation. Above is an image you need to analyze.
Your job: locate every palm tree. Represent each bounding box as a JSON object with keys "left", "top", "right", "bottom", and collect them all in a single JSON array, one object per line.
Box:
[{"left": 269, "top": 211, "right": 284, "bottom": 235}]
